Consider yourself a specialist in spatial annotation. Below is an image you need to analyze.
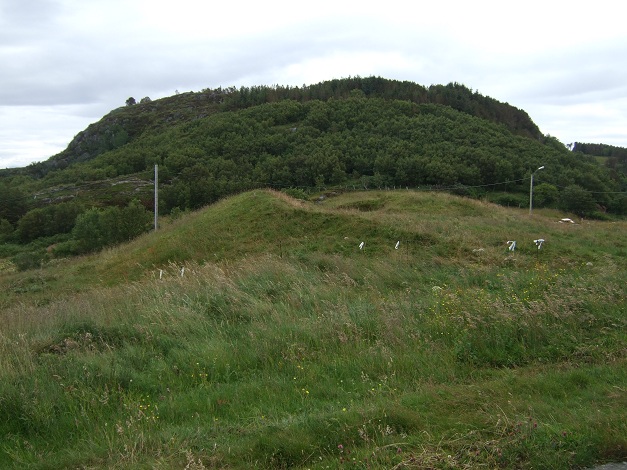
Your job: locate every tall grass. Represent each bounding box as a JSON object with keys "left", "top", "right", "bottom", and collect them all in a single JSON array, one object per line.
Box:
[{"left": 0, "top": 190, "right": 625, "bottom": 468}]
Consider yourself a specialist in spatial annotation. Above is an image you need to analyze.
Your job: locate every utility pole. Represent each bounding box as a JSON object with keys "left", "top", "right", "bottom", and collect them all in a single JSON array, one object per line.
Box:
[
  {"left": 154, "top": 164, "right": 158, "bottom": 230},
  {"left": 529, "top": 165, "right": 545, "bottom": 215}
]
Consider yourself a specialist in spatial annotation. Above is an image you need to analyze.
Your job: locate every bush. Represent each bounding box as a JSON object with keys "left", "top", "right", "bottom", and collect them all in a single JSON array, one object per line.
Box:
[
  {"left": 608, "top": 194, "right": 627, "bottom": 215},
  {"left": 11, "top": 250, "right": 46, "bottom": 271},
  {"left": 450, "top": 183, "right": 471, "bottom": 197},
  {"left": 169, "top": 206, "right": 185, "bottom": 219},
  {"left": 588, "top": 211, "right": 613, "bottom": 221},
  {"left": 533, "top": 183, "right": 559, "bottom": 207},
  {"left": 51, "top": 240, "right": 81, "bottom": 257},
  {"left": 492, "top": 193, "right": 527, "bottom": 208},
  {"left": 72, "top": 200, "right": 152, "bottom": 253},
  {"left": 281, "top": 188, "right": 308, "bottom": 200},
  {"left": 0, "top": 243, "right": 20, "bottom": 257},
  {"left": 0, "top": 218, "right": 13, "bottom": 242},
  {"left": 559, "top": 184, "right": 597, "bottom": 216},
  {"left": 15, "top": 202, "right": 84, "bottom": 243}
]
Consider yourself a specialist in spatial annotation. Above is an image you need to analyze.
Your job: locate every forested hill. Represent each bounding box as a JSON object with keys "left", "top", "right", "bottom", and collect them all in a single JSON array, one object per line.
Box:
[
  {"left": 573, "top": 142, "right": 627, "bottom": 174},
  {"left": 573, "top": 142, "right": 627, "bottom": 159},
  {"left": 0, "top": 77, "right": 625, "bottom": 267},
  {"left": 21, "top": 77, "right": 542, "bottom": 176}
]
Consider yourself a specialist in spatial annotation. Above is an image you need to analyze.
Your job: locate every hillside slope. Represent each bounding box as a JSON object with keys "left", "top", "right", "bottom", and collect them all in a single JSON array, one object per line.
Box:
[
  {"left": 2, "top": 188, "right": 626, "bottom": 302},
  {"left": 0, "top": 189, "right": 625, "bottom": 469},
  {"left": 38, "top": 77, "right": 542, "bottom": 172}
]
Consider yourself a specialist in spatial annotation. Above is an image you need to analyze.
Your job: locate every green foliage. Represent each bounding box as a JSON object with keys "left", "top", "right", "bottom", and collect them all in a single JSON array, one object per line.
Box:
[
  {"left": 110, "top": 199, "right": 153, "bottom": 242},
  {"left": 16, "top": 202, "right": 83, "bottom": 243},
  {"left": 0, "top": 218, "right": 14, "bottom": 241},
  {"left": 83, "top": 95, "right": 617, "bottom": 214},
  {"left": 533, "top": 182, "right": 559, "bottom": 207},
  {"left": 72, "top": 200, "right": 152, "bottom": 253},
  {"left": 10, "top": 249, "right": 47, "bottom": 271},
  {"left": 281, "top": 187, "right": 308, "bottom": 200},
  {"left": 0, "top": 183, "right": 29, "bottom": 224},
  {"left": 490, "top": 192, "right": 528, "bottom": 208},
  {"left": 559, "top": 184, "right": 598, "bottom": 216},
  {"left": 574, "top": 141, "right": 627, "bottom": 161},
  {"left": 608, "top": 194, "right": 627, "bottom": 215},
  {"left": 71, "top": 208, "right": 106, "bottom": 252},
  {"left": 15, "top": 208, "right": 49, "bottom": 243}
]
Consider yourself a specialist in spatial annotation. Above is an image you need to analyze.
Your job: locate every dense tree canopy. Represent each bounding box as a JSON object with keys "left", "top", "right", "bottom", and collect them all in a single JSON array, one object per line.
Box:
[{"left": 70, "top": 200, "right": 152, "bottom": 254}]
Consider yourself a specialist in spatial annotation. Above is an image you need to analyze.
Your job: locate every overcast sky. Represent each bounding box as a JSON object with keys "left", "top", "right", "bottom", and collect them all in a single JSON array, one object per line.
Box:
[{"left": 1, "top": 0, "right": 626, "bottom": 168}]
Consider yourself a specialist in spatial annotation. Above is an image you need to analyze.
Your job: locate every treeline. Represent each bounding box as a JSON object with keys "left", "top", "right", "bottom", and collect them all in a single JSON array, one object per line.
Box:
[
  {"left": 573, "top": 142, "right": 627, "bottom": 175},
  {"left": 93, "top": 97, "right": 622, "bottom": 214},
  {"left": 574, "top": 142, "right": 627, "bottom": 159},
  {"left": 214, "top": 77, "right": 541, "bottom": 139},
  {"left": 0, "top": 197, "right": 152, "bottom": 270}
]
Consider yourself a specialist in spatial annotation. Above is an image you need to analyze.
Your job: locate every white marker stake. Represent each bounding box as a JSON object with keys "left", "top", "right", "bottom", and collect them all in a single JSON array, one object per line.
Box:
[
  {"left": 507, "top": 240, "right": 516, "bottom": 252},
  {"left": 359, "top": 242, "right": 365, "bottom": 250},
  {"left": 395, "top": 241, "right": 400, "bottom": 250},
  {"left": 181, "top": 266, "right": 185, "bottom": 277},
  {"left": 159, "top": 269, "right": 163, "bottom": 280},
  {"left": 534, "top": 239, "right": 545, "bottom": 250}
]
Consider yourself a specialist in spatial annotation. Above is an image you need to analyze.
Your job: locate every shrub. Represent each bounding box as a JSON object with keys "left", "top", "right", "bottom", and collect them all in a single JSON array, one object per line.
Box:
[
  {"left": 492, "top": 193, "right": 527, "bottom": 208},
  {"left": 72, "top": 200, "right": 152, "bottom": 253},
  {"left": 11, "top": 250, "right": 46, "bottom": 271},
  {"left": 0, "top": 218, "right": 13, "bottom": 242},
  {"left": 281, "top": 187, "right": 308, "bottom": 201},
  {"left": 559, "top": 184, "right": 597, "bottom": 216},
  {"left": 533, "top": 183, "right": 559, "bottom": 207}
]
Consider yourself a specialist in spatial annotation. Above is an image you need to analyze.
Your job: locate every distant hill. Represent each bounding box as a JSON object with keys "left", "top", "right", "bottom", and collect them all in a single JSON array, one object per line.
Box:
[
  {"left": 572, "top": 142, "right": 627, "bottom": 159},
  {"left": 572, "top": 142, "right": 627, "bottom": 174},
  {"left": 13, "top": 77, "right": 543, "bottom": 177}
]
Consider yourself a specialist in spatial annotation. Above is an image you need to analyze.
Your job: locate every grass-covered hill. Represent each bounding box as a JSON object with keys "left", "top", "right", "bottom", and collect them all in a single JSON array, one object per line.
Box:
[
  {"left": 1, "top": 77, "right": 626, "bottom": 248},
  {"left": 1, "top": 189, "right": 625, "bottom": 469}
]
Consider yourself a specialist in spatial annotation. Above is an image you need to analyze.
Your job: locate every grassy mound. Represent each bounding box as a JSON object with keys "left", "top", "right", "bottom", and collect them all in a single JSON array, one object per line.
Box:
[{"left": 1, "top": 190, "right": 625, "bottom": 468}]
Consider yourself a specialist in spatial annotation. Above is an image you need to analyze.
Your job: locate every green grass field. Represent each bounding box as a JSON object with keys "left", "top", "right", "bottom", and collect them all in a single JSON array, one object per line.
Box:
[{"left": 1, "top": 190, "right": 625, "bottom": 469}]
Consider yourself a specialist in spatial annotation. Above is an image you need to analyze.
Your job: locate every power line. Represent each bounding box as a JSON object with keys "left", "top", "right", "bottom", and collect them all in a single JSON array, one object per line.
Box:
[{"left": 2, "top": 173, "right": 626, "bottom": 206}]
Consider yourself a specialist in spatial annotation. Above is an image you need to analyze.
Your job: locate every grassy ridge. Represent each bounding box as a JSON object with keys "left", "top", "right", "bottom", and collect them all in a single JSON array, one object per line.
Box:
[{"left": 0, "top": 190, "right": 625, "bottom": 469}]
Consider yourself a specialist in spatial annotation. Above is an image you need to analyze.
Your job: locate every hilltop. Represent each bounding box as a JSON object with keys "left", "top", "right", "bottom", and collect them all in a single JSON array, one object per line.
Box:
[{"left": 32, "top": 77, "right": 544, "bottom": 173}]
